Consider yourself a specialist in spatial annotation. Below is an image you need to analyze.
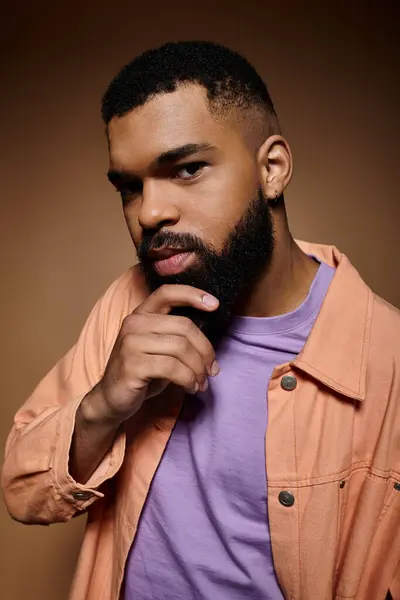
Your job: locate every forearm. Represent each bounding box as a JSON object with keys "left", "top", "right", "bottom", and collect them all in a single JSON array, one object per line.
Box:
[{"left": 69, "top": 385, "right": 123, "bottom": 484}]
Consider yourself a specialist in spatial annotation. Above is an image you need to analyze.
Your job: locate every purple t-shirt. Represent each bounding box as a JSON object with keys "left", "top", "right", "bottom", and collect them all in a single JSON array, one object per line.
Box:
[{"left": 124, "top": 261, "right": 335, "bottom": 599}]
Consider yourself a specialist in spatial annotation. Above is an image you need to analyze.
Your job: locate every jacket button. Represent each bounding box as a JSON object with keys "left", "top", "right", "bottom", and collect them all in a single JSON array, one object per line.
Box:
[
  {"left": 394, "top": 482, "right": 400, "bottom": 491},
  {"left": 278, "top": 490, "right": 295, "bottom": 507},
  {"left": 72, "top": 491, "right": 92, "bottom": 501},
  {"left": 281, "top": 375, "right": 297, "bottom": 391}
]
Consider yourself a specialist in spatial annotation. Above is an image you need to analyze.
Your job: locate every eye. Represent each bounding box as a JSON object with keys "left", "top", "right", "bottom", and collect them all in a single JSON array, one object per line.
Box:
[
  {"left": 174, "top": 162, "right": 208, "bottom": 181},
  {"left": 117, "top": 181, "right": 143, "bottom": 203}
]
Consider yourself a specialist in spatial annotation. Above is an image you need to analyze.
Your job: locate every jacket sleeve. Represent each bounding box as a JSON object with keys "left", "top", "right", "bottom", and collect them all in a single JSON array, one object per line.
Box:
[{"left": 1, "top": 273, "right": 132, "bottom": 525}]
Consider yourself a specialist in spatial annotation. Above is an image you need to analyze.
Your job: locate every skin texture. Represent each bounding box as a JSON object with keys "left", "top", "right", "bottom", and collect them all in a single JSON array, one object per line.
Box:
[
  {"left": 107, "top": 85, "right": 317, "bottom": 317},
  {"left": 70, "top": 84, "right": 318, "bottom": 483}
]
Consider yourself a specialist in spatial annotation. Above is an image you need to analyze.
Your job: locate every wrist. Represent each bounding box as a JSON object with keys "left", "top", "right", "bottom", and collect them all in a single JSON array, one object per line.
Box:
[{"left": 78, "top": 384, "right": 124, "bottom": 429}]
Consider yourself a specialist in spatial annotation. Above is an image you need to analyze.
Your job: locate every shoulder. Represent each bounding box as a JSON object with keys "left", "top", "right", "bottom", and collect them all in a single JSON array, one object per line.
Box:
[
  {"left": 366, "top": 293, "right": 400, "bottom": 410},
  {"left": 370, "top": 293, "right": 400, "bottom": 358}
]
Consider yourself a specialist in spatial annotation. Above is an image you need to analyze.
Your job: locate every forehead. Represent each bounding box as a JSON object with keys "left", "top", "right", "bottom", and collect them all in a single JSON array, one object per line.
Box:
[{"left": 107, "top": 85, "right": 238, "bottom": 171}]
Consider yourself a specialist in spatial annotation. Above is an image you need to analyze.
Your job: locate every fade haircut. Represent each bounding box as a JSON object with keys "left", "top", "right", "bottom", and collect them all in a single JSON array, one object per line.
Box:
[{"left": 101, "top": 40, "right": 280, "bottom": 136}]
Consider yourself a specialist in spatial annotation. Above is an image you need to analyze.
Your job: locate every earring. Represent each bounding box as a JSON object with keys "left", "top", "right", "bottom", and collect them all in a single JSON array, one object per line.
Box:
[{"left": 270, "top": 190, "right": 279, "bottom": 205}]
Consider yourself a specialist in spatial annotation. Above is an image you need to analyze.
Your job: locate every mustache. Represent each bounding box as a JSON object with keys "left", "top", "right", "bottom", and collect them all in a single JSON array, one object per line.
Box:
[{"left": 137, "top": 230, "right": 212, "bottom": 262}]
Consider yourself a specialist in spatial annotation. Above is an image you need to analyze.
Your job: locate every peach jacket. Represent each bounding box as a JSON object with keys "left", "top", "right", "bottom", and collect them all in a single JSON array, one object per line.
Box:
[{"left": 2, "top": 242, "right": 400, "bottom": 600}]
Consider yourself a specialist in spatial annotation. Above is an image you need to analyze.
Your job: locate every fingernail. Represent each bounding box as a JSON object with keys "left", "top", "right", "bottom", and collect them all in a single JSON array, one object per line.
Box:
[
  {"left": 192, "top": 382, "right": 200, "bottom": 394},
  {"left": 210, "top": 360, "right": 220, "bottom": 376},
  {"left": 202, "top": 294, "right": 219, "bottom": 308},
  {"left": 200, "top": 379, "right": 209, "bottom": 392}
]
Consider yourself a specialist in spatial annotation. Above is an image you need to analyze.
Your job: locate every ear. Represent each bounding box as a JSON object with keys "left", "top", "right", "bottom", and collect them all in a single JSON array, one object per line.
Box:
[{"left": 257, "top": 135, "right": 293, "bottom": 201}]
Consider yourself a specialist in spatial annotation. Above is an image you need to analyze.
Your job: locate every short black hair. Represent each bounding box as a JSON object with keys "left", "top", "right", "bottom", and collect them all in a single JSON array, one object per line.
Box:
[{"left": 101, "top": 40, "right": 279, "bottom": 131}]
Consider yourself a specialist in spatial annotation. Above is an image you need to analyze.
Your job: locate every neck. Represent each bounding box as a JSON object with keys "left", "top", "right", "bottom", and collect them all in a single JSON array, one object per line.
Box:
[{"left": 234, "top": 234, "right": 319, "bottom": 318}]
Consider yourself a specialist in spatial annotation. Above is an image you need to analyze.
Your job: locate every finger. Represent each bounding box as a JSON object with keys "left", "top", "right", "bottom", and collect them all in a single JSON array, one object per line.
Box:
[
  {"left": 131, "top": 333, "right": 208, "bottom": 387},
  {"left": 135, "top": 354, "right": 200, "bottom": 394},
  {"left": 149, "top": 316, "right": 217, "bottom": 376},
  {"left": 135, "top": 284, "right": 219, "bottom": 316},
  {"left": 123, "top": 314, "right": 219, "bottom": 376}
]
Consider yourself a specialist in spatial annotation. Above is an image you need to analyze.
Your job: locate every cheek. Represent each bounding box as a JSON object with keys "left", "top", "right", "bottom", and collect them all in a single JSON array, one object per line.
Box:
[
  {"left": 123, "top": 208, "right": 140, "bottom": 243},
  {"left": 192, "top": 172, "right": 255, "bottom": 250},
  {"left": 190, "top": 200, "right": 241, "bottom": 255}
]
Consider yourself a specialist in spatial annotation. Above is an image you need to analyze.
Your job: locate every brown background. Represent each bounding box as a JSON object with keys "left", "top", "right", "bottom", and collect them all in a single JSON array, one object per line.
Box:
[{"left": 0, "top": 1, "right": 399, "bottom": 598}]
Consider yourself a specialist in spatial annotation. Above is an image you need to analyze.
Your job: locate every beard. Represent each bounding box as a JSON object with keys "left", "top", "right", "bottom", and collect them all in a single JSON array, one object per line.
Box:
[{"left": 137, "top": 189, "right": 275, "bottom": 344}]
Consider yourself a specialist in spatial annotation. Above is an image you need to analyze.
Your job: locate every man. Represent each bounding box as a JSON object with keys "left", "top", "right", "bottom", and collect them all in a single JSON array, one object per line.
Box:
[{"left": 2, "top": 41, "right": 400, "bottom": 600}]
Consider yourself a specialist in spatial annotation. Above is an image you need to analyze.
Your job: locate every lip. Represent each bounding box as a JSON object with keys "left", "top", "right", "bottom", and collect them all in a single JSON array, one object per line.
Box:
[
  {"left": 152, "top": 250, "right": 195, "bottom": 276},
  {"left": 147, "top": 247, "right": 189, "bottom": 260}
]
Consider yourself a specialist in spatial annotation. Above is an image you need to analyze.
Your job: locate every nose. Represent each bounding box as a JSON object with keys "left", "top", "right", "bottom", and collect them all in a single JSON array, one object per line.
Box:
[{"left": 138, "top": 179, "right": 180, "bottom": 231}]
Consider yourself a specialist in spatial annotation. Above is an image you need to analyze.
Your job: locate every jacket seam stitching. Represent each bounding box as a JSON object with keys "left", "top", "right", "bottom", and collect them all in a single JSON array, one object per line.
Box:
[
  {"left": 268, "top": 464, "right": 400, "bottom": 487},
  {"left": 49, "top": 407, "right": 60, "bottom": 496},
  {"left": 293, "top": 361, "right": 360, "bottom": 398},
  {"left": 358, "top": 289, "right": 373, "bottom": 396},
  {"left": 292, "top": 388, "right": 301, "bottom": 597}
]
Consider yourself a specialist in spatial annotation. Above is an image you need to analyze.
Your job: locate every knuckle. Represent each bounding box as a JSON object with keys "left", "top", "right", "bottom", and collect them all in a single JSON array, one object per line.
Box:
[
  {"left": 179, "top": 316, "right": 195, "bottom": 332},
  {"left": 163, "top": 356, "right": 177, "bottom": 376},
  {"left": 204, "top": 341, "right": 216, "bottom": 360},
  {"left": 206, "top": 347, "right": 216, "bottom": 363},
  {"left": 120, "top": 333, "right": 136, "bottom": 353},
  {"left": 159, "top": 333, "right": 190, "bottom": 355},
  {"left": 186, "top": 372, "right": 197, "bottom": 388},
  {"left": 174, "top": 335, "right": 190, "bottom": 354},
  {"left": 174, "top": 362, "right": 194, "bottom": 386},
  {"left": 128, "top": 353, "right": 148, "bottom": 379},
  {"left": 121, "top": 313, "right": 139, "bottom": 332},
  {"left": 155, "top": 284, "right": 170, "bottom": 298}
]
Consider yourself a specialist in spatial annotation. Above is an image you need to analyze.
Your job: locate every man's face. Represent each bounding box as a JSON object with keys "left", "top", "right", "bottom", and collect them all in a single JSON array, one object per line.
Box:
[{"left": 107, "top": 85, "right": 275, "bottom": 337}]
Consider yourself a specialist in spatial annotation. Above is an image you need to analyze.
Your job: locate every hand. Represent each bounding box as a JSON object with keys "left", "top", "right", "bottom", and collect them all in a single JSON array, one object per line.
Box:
[{"left": 87, "top": 285, "right": 220, "bottom": 424}]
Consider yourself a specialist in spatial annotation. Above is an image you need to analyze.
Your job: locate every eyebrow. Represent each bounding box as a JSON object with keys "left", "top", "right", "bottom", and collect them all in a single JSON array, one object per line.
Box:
[{"left": 107, "top": 143, "right": 215, "bottom": 185}]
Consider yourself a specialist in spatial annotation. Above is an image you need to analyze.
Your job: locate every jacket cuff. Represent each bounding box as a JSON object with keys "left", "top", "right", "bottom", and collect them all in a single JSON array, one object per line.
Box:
[{"left": 51, "top": 395, "right": 126, "bottom": 512}]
